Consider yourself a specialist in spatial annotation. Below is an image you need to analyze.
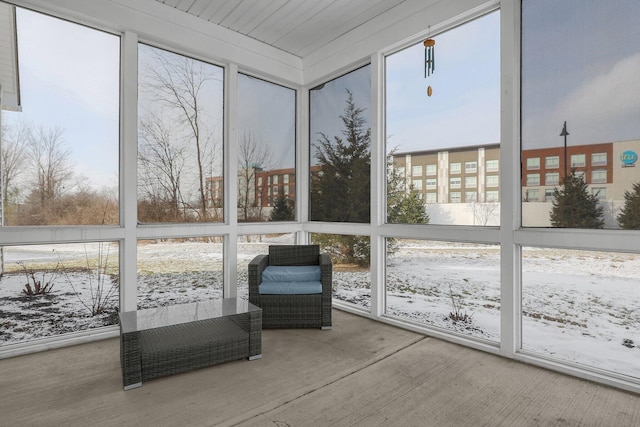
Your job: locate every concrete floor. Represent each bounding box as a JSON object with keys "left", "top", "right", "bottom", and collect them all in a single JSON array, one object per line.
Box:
[{"left": 1, "top": 309, "right": 640, "bottom": 426}]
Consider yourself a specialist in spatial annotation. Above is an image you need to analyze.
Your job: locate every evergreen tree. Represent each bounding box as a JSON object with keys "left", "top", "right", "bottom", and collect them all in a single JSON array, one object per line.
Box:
[
  {"left": 386, "top": 150, "right": 429, "bottom": 225},
  {"left": 310, "top": 90, "right": 371, "bottom": 266},
  {"left": 311, "top": 89, "right": 370, "bottom": 223},
  {"left": 269, "top": 194, "right": 294, "bottom": 221},
  {"left": 617, "top": 182, "right": 640, "bottom": 229},
  {"left": 550, "top": 171, "right": 604, "bottom": 228}
]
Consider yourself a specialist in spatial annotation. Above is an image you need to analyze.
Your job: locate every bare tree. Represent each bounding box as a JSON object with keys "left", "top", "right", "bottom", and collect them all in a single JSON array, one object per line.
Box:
[
  {"left": 469, "top": 202, "right": 500, "bottom": 226},
  {"left": 23, "top": 125, "right": 74, "bottom": 224},
  {"left": 1, "top": 120, "right": 28, "bottom": 224},
  {"left": 138, "top": 112, "right": 186, "bottom": 221},
  {"left": 237, "top": 131, "right": 273, "bottom": 221},
  {"left": 140, "top": 48, "right": 221, "bottom": 222}
]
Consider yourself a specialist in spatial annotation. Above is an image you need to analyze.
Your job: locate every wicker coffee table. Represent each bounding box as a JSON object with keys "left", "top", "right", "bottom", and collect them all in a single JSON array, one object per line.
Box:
[{"left": 119, "top": 298, "right": 262, "bottom": 390}]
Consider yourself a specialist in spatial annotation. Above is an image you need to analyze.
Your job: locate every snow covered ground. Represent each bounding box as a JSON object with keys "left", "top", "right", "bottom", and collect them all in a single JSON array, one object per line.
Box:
[{"left": 1, "top": 238, "right": 639, "bottom": 380}]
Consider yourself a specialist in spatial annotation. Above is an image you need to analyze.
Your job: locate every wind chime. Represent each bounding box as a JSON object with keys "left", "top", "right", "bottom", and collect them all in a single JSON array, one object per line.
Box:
[{"left": 423, "top": 38, "right": 435, "bottom": 96}]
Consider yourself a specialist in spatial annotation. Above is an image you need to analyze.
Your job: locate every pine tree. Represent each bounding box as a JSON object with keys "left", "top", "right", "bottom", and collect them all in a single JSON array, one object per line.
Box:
[
  {"left": 270, "top": 194, "right": 294, "bottom": 221},
  {"left": 311, "top": 89, "right": 370, "bottom": 223},
  {"left": 550, "top": 171, "right": 604, "bottom": 228},
  {"left": 617, "top": 182, "right": 640, "bottom": 229},
  {"left": 311, "top": 90, "right": 371, "bottom": 266}
]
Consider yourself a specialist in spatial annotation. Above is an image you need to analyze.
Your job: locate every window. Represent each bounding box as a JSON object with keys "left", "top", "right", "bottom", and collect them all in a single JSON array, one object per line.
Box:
[
  {"left": 1, "top": 8, "right": 120, "bottom": 226},
  {"left": 486, "top": 175, "right": 499, "bottom": 187},
  {"left": 425, "top": 193, "right": 437, "bottom": 203},
  {"left": 526, "top": 174, "right": 540, "bottom": 186},
  {"left": 385, "top": 11, "right": 499, "bottom": 226},
  {"left": 450, "top": 192, "right": 462, "bottom": 203},
  {"left": 465, "top": 161, "right": 477, "bottom": 173},
  {"left": 486, "top": 190, "right": 499, "bottom": 202},
  {"left": 592, "top": 153, "right": 607, "bottom": 166},
  {"left": 283, "top": 174, "right": 290, "bottom": 184},
  {"left": 138, "top": 44, "right": 223, "bottom": 223},
  {"left": 570, "top": 154, "right": 586, "bottom": 168},
  {"left": 412, "top": 180, "right": 423, "bottom": 190},
  {"left": 525, "top": 189, "right": 539, "bottom": 201},
  {"left": 545, "top": 172, "right": 559, "bottom": 186},
  {"left": 545, "top": 189, "right": 555, "bottom": 201},
  {"left": 486, "top": 159, "right": 499, "bottom": 172},
  {"left": 311, "top": 66, "right": 370, "bottom": 223},
  {"left": 591, "top": 170, "right": 607, "bottom": 183},
  {"left": 465, "top": 176, "right": 477, "bottom": 188},
  {"left": 426, "top": 178, "right": 437, "bottom": 189},
  {"left": 465, "top": 191, "right": 477, "bottom": 202},
  {"left": 284, "top": 185, "right": 289, "bottom": 195},
  {"left": 545, "top": 156, "right": 559, "bottom": 169},
  {"left": 412, "top": 165, "right": 423, "bottom": 176},
  {"left": 526, "top": 157, "right": 540, "bottom": 170},
  {"left": 592, "top": 187, "right": 606, "bottom": 200},
  {"left": 386, "top": 240, "right": 499, "bottom": 342},
  {"left": 272, "top": 175, "right": 279, "bottom": 185}
]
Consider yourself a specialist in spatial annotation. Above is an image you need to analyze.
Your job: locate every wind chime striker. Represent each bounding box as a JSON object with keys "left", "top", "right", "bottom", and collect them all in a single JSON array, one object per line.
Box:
[{"left": 424, "top": 38, "right": 435, "bottom": 97}]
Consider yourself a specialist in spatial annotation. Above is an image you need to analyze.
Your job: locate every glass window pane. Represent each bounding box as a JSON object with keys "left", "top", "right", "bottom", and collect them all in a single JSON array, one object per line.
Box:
[
  {"left": 522, "top": 247, "right": 640, "bottom": 379},
  {"left": 310, "top": 66, "right": 371, "bottom": 223},
  {"left": 138, "top": 44, "right": 224, "bottom": 223},
  {"left": 312, "top": 233, "right": 371, "bottom": 311},
  {"left": 386, "top": 239, "right": 500, "bottom": 342},
  {"left": 521, "top": 0, "right": 640, "bottom": 229},
  {"left": 1, "top": 7, "right": 119, "bottom": 225},
  {"left": 137, "top": 238, "right": 223, "bottom": 309},
  {"left": 237, "top": 75, "right": 295, "bottom": 222},
  {"left": 0, "top": 242, "right": 119, "bottom": 345},
  {"left": 386, "top": 12, "right": 499, "bottom": 226}
]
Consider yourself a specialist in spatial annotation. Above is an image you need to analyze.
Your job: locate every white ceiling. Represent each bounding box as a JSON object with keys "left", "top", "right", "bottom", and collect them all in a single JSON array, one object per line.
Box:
[{"left": 153, "top": 0, "right": 407, "bottom": 58}]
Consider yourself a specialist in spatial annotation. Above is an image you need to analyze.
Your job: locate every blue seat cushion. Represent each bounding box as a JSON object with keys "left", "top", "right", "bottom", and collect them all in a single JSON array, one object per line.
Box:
[
  {"left": 262, "top": 265, "right": 321, "bottom": 282},
  {"left": 259, "top": 281, "right": 323, "bottom": 295}
]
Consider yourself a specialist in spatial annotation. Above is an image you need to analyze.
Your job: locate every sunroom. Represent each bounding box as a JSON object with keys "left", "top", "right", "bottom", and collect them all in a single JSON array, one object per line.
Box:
[{"left": 1, "top": 0, "right": 640, "bottom": 413}]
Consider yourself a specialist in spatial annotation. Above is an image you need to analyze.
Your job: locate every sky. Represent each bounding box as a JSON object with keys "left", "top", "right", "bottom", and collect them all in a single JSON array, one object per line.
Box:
[{"left": 5, "top": 7, "right": 119, "bottom": 189}]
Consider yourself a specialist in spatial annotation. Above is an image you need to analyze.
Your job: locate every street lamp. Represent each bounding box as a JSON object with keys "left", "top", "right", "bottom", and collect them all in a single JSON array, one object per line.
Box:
[{"left": 560, "top": 121, "right": 569, "bottom": 180}]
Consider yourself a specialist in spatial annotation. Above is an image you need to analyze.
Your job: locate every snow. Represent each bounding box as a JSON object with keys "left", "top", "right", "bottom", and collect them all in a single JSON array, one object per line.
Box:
[{"left": 1, "top": 238, "right": 639, "bottom": 380}]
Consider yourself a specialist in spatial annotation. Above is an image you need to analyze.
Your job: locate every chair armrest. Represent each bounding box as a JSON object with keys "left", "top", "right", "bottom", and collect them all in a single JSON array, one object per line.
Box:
[
  {"left": 319, "top": 253, "right": 333, "bottom": 296},
  {"left": 248, "top": 254, "right": 269, "bottom": 300}
]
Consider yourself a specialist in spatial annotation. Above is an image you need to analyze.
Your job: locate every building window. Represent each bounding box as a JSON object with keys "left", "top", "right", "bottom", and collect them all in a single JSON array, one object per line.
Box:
[
  {"left": 450, "top": 192, "right": 462, "bottom": 203},
  {"left": 486, "top": 159, "right": 499, "bottom": 172},
  {"left": 574, "top": 170, "right": 586, "bottom": 180},
  {"left": 425, "top": 192, "right": 437, "bottom": 203},
  {"left": 486, "top": 190, "right": 499, "bottom": 202},
  {"left": 465, "top": 191, "right": 477, "bottom": 202},
  {"left": 592, "top": 153, "right": 607, "bottom": 166},
  {"left": 450, "top": 177, "right": 461, "bottom": 189},
  {"left": 545, "top": 156, "right": 559, "bottom": 169},
  {"left": 426, "top": 178, "right": 437, "bottom": 189},
  {"left": 412, "top": 165, "right": 423, "bottom": 176},
  {"left": 283, "top": 174, "right": 289, "bottom": 183},
  {"left": 397, "top": 166, "right": 406, "bottom": 176},
  {"left": 465, "top": 161, "right": 477, "bottom": 173},
  {"left": 425, "top": 164, "right": 437, "bottom": 176},
  {"left": 592, "top": 187, "right": 606, "bottom": 200},
  {"left": 591, "top": 170, "right": 607, "bottom": 184},
  {"left": 545, "top": 188, "right": 555, "bottom": 201},
  {"left": 526, "top": 174, "right": 540, "bottom": 186},
  {"left": 284, "top": 185, "right": 289, "bottom": 195},
  {"left": 486, "top": 175, "right": 499, "bottom": 187},
  {"left": 525, "top": 189, "right": 539, "bottom": 201},
  {"left": 450, "top": 162, "right": 462, "bottom": 174},
  {"left": 545, "top": 172, "right": 559, "bottom": 186},
  {"left": 526, "top": 157, "right": 540, "bottom": 170},
  {"left": 273, "top": 175, "right": 279, "bottom": 185},
  {"left": 570, "top": 154, "right": 586, "bottom": 167},
  {"left": 465, "top": 176, "right": 477, "bottom": 188},
  {"left": 412, "top": 180, "right": 423, "bottom": 190}
]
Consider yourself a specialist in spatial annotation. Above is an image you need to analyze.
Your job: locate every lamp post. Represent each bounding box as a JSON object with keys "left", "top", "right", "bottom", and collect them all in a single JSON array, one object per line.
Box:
[{"left": 560, "top": 121, "right": 569, "bottom": 180}]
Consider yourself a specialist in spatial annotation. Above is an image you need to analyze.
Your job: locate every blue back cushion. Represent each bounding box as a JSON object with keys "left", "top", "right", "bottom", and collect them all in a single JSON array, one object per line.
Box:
[{"left": 262, "top": 266, "right": 321, "bottom": 282}]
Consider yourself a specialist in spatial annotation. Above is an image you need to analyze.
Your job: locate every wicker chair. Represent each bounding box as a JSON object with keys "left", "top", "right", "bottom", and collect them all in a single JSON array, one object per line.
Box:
[{"left": 248, "top": 245, "right": 332, "bottom": 329}]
